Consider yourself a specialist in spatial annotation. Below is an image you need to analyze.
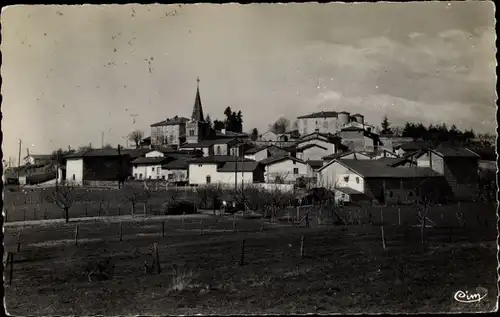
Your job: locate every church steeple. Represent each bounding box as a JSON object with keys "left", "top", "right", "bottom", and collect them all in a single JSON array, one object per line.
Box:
[{"left": 191, "top": 77, "right": 205, "bottom": 122}]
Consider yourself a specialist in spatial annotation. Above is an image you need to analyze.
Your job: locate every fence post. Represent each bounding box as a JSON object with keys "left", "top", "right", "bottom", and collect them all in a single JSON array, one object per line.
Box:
[
  {"left": 162, "top": 220, "right": 165, "bottom": 238},
  {"left": 233, "top": 214, "right": 236, "bottom": 232},
  {"left": 118, "top": 206, "right": 121, "bottom": 216},
  {"left": 153, "top": 243, "right": 161, "bottom": 274},
  {"left": 23, "top": 209, "right": 26, "bottom": 222},
  {"left": 75, "top": 224, "right": 80, "bottom": 246},
  {"left": 398, "top": 208, "right": 401, "bottom": 226},
  {"left": 119, "top": 221, "right": 123, "bottom": 241},
  {"left": 5, "top": 208, "right": 8, "bottom": 223},
  {"left": 44, "top": 209, "right": 47, "bottom": 220},
  {"left": 381, "top": 225, "right": 386, "bottom": 250},
  {"left": 239, "top": 239, "right": 246, "bottom": 266},
  {"left": 17, "top": 229, "right": 22, "bottom": 252},
  {"left": 9, "top": 253, "right": 14, "bottom": 285},
  {"left": 33, "top": 208, "right": 37, "bottom": 220},
  {"left": 300, "top": 234, "right": 305, "bottom": 258},
  {"left": 200, "top": 220, "right": 204, "bottom": 236},
  {"left": 85, "top": 204, "right": 88, "bottom": 217}
]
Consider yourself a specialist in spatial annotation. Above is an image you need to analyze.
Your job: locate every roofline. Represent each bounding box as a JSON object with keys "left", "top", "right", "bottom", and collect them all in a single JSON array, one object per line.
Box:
[
  {"left": 297, "top": 143, "right": 328, "bottom": 151},
  {"left": 263, "top": 155, "right": 306, "bottom": 166}
]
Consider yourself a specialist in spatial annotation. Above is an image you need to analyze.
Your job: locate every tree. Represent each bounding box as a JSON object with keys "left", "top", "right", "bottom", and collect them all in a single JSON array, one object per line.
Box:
[
  {"left": 205, "top": 114, "right": 213, "bottom": 129},
  {"left": 128, "top": 130, "right": 144, "bottom": 148},
  {"left": 45, "top": 183, "right": 76, "bottom": 223},
  {"left": 250, "top": 128, "right": 259, "bottom": 141},
  {"left": 381, "top": 116, "right": 392, "bottom": 134},
  {"left": 122, "top": 186, "right": 148, "bottom": 217},
  {"left": 213, "top": 119, "right": 225, "bottom": 130},
  {"left": 269, "top": 117, "right": 290, "bottom": 134}
]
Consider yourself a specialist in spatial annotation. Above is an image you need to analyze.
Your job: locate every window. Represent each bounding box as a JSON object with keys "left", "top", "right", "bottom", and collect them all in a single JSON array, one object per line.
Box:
[
  {"left": 293, "top": 168, "right": 299, "bottom": 175},
  {"left": 216, "top": 146, "right": 221, "bottom": 155},
  {"left": 139, "top": 173, "right": 143, "bottom": 179},
  {"left": 389, "top": 191, "right": 393, "bottom": 198},
  {"left": 341, "top": 193, "right": 345, "bottom": 199},
  {"left": 148, "top": 175, "right": 152, "bottom": 179},
  {"left": 168, "top": 174, "right": 174, "bottom": 180},
  {"left": 293, "top": 160, "right": 296, "bottom": 165},
  {"left": 344, "top": 176, "right": 349, "bottom": 182},
  {"left": 189, "top": 129, "right": 195, "bottom": 136},
  {"left": 408, "top": 191, "right": 413, "bottom": 197},
  {"left": 206, "top": 175, "right": 211, "bottom": 184},
  {"left": 356, "top": 177, "right": 359, "bottom": 184},
  {"left": 169, "top": 135, "right": 174, "bottom": 143},
  {"left": 162, "top": 175, "right": 166, "bottom": 180},
  {"left": 152, "top": 167, "right": 155, "bottom": 171},
  {"left": 72, "top": 174, "right": 75, "bottom": 180},
  {"left": 134, "top": 173, "right": 137, "bottom": 178}
]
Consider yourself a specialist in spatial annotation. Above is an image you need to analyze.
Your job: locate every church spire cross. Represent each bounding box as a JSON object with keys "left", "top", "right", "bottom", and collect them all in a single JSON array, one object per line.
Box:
[{"left": 191, "top": 77, "right": 204, "bottom": 122}]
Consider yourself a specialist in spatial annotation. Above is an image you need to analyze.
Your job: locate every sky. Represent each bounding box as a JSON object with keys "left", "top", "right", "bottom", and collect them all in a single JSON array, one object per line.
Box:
[{"left": 1, "top": 2, "right": 496, "bottom": 163}]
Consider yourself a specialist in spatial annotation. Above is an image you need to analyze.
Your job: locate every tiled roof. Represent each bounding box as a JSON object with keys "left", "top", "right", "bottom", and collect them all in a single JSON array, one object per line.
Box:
[
  {"left": 306, "top": 160, "right": 324, "bottom": 169},
  {"left": 162, "top": 159, "right": 191, "bottom": 170},
  {"left": 260, "top": 155, "right": 306, "bottom": 166},
  {"left": 65, "top": 148, "right": 128, "bottom": 158},
  {"left": 25, "top": 154, "right": 53, "bottom": 160},
  {"left": 131, "top": 157, "right": 170, "bottom": 165},
  {"left": 297, "top": 143, "right": 328, "bottom": 151},
  {"left": 122, "top": 148, "right": 152, "bottom": 159},
  {"left": 297, "top": 111, "right": 339, "bottom": 119},
  {"left": 217, "top": 161, "right": 262, "bottom": 172},
  {"left": 321, "top": 151, "right": 370, "bottom": 161},
  {"left": 180, "top": 138, "right": 238, "bottom": 148},
  {"left": 433, "top": 145, "right": 480, "bottom": 158},
  {"left": 335, "top": 187, "right": 365, "bottom": 195},
  {"left": 189, "top": 155, "right": 255, "bottom": 164},
  {"left": 150, "top": 116, "right": 190, "bottom": 127},
  {"left": 397, "top": 140, "right": 433, "bottom": 151},
  {"left": 338, "top": 159, "right": 441, "bottom": 179}
]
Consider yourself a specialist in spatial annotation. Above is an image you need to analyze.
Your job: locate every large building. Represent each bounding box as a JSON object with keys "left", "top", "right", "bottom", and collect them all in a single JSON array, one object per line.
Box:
[{"left": 296, "top": 111, "right": 365, "bottom": 136}]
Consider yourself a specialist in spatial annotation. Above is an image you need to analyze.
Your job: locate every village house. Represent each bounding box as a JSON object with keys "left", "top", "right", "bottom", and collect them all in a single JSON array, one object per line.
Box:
[
  {"left": 305, "top": 160, "right": 324, "bottom": 178},
  {"left": 394, "top": 139, "right": 433, "bottom": 156},
  {"left": 131, "top": 156, "right": 172, "bottom": 180},
  {"left": 187, "top": 156, "right": 262, "bottom": 185},
  {"left": 179, "top": 137, "right": 243, "bottom": 157},
  {"left": 297, "top": 111, "right": 365, "bottom": 136},
  {"left": 336, "top": 126, "right": 381, "bottom": 152},
  {"left": 244, "top": 144, "right": 290, "bottom": 161},
  {"left": 259, "top": 130, "right": 279, "bottom": 142},
  {"left": 318, "top": 159, "right": 451, "bottom": 204},
  {"left": 296, "top": 131, "right": 341, "bottom": 157},
  {"left": 379, "top": 135, "right": 414, "bottom": 153},
  {"left": 64, "top": 148, "right": 132, "bottom": 186},
  {"left": 161, "top": 159, "right": 190, "bottom": 185},
  {"left": 415, "top": 145, "right": 481, "bottom": 197},
  {"left": 260, "top": 155, "right": 308, "bottom": 184},
  {"left": 150, "top": 116, "right": 190, "bottom": 147}
]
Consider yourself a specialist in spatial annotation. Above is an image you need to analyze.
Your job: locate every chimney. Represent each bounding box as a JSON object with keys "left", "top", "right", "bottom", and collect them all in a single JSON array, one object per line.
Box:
[{"left": 221, "top": 128, "right": 226, "bottom": 135}]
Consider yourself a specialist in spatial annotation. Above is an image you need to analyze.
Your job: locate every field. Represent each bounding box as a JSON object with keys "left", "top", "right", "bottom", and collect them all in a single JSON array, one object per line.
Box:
[{"left": 2, "top": 187, "right": 498, "bottom": 315}]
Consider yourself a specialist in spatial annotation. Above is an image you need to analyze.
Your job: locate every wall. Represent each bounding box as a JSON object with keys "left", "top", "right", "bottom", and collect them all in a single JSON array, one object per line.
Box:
[
  {"left": 338, "top": 130, "right": 365, "bottom": 151},
  {"left": 298, "top": 117, "right": 341, "bottom": 136},
  {"left": 258, "top": 183, "right": 295, "bottom": 192},
  {"left": 300, "top": 146, "right": 330, "bottom": 161},
  {"left": 189, "top": 163, "right": 219, "bottom": 185},
  {"left": 82, "top": 156, "right": 131, "bottom": 182},
  {"left": 132, "top": 164, "right": 163, "bottom": 180},
  {"left": 317, "top": 161, "right": 351, "bottom": 188},
  {"left": 213, "top": 144, "right": 229, "bottom": 155},
  {"left": 164, "top": 169, "right": 188, "bottom": 183},
  {"left": 417, "top": 151, "right": 445, "bottom": 174},
  {"left": 265, "top": 159, "right": 307, "bottom": 183},
  {"left": 363, "top": 136, "right": 376, "bottom": 152},
  {"left": 217, "top": 171, "right": 255, "bottom": 184},
  {"left": 66, "top": 158, "right": 84, "bottom": 184},
  {"left": 150, "top": 124, "right": 184, "bottom": 146},
  {"left": 335, "top": 172, "right": 365, "bottom": 193}
]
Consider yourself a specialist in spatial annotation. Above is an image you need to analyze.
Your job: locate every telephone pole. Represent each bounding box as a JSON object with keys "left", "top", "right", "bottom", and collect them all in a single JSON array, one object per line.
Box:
[{"left": 17, "top": 139, "right": 22, "bottom": 187}]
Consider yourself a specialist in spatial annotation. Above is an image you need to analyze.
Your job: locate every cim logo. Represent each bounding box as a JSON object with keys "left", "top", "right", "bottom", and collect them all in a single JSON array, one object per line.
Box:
[{"left": 453, "top": 288, "right": 488, "bottom": 304}]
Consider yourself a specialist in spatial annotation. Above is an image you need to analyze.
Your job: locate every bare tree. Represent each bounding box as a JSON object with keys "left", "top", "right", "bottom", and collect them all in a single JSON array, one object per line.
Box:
[
  {"left": 45, "top": 183, "right": 77, "bottom": 223},
  {"left": 128, "top": 130, "right": 144, "bottom": 148},
  {"left": 269, "top": 117, "right": 290, "bottom": 134},
  {"left": 122, "top": 186, "right": 147, "bottom": 217}
]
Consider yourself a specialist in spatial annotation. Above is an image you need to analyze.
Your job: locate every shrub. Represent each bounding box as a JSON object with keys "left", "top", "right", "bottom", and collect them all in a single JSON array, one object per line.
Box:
[{"left": 162, "top": 200, "right": 198, "bottom": 215}]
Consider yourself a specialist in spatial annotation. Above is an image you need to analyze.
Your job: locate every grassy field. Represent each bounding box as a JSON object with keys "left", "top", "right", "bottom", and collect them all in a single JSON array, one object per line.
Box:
[{"left": 3, "top": 203, "right": 498, "bottom": 315}]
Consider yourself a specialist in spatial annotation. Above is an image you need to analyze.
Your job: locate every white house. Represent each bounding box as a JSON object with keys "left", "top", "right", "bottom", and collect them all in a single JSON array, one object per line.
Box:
[
  {"left": 66, "top": 157, "right": 84, "bottom": 185},
  {"left": 296, "top": 133, "right": 338, "bottom": 156},
  {"left": 131, "top": 156, "right": 171, "bottom": 180},
  {"left": 187, "top": 156, "right": 264, "bottom": 186},
  {"left": 260, "top": 155, "right": 308, "bottom": 184},
  {"left": 296, "top": 143, "right": 330, "bottom": 161}
]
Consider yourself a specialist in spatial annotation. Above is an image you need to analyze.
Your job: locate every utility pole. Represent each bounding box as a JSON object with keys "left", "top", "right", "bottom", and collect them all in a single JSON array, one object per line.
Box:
[
  {"left": 17, "top": 139, "right": 22, "bottom": 188},
  {"left": 101, "top": 131, "right": 104, "bottom": 149},
  {"left": 234, "top": 137, "right": 238, "bottom": 192}
]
